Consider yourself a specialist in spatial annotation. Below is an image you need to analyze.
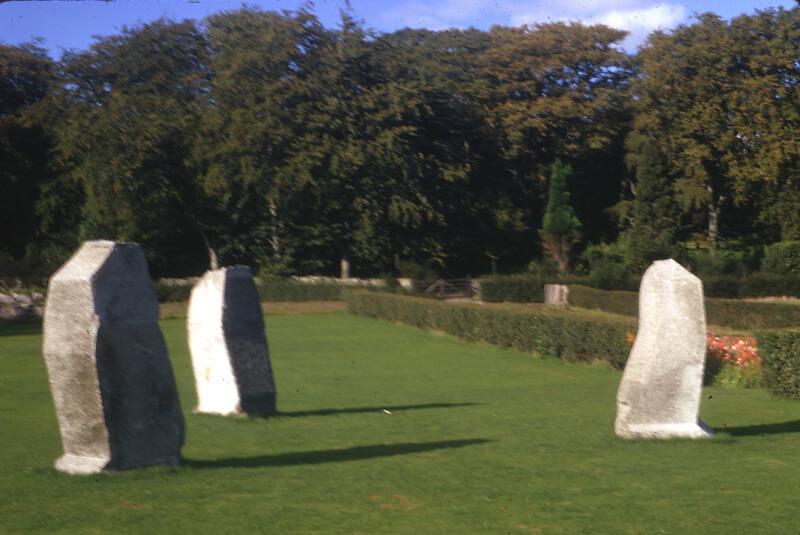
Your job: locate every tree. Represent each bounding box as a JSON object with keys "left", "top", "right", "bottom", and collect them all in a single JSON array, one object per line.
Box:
[
  {"left": 288, "top": 7, "right": 445, "bottom": 276},
  {"left": 625, "top": 139, "right": 682, "bottom": 269},
  {"left": 631, "top": 7, "right": 800, "bottom": 246},
  {"left": 196, "top": 7, "right": 326, "bottom": 274},
  {"left": 0, "top": 43, "right": 56, "bottom": 262},
  {"left": 480, "top": 22, "right": 633, "bottom": 250},
  {"left": 539, "top": 160, "right": 581, "bottom": 273},
  {"left": 55, "top": 19, "right": 212, "bottom": 275}
]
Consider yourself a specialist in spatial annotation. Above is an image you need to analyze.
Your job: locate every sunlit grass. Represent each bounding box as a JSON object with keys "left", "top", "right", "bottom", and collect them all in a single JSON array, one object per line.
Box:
[{"left": 1, "top": 313, "right": 798, "bottom": 534}]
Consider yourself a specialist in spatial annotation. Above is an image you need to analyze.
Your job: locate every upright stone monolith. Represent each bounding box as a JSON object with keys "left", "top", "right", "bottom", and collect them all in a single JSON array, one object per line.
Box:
[
  {"left": 43, "top": 241, "right": 184, "bottom": 474},
  {"left": 615, "top": 259, "right": 713, "bottom": 439},
  {"left": 187, "top": 266, "right": 276, "bottom": 417}
]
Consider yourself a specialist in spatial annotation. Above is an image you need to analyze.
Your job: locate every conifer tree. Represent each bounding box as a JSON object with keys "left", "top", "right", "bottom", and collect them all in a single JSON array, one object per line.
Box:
[
  {"left": 626, "top": 140, "right": 681, "bottom": 269},
  {"left": 539, "top": 160, "right": 581, "bottom": 273}
]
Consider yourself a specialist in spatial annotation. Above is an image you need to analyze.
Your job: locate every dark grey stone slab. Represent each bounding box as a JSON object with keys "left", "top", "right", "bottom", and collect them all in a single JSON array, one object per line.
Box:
[{"left": 43, "top": 241, "right": 184, "bottom": 474}]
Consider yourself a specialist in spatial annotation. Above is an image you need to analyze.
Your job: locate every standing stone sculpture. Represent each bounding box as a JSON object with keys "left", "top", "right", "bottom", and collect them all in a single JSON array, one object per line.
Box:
[
  {"left": 43, "top": 241, "right": 184, "bottom": 474},
  {"left": 188, "top": 266, "right": 276, "bottom": 417},
  {"left": 615, "top": 259, "right": 713, "bottom": 439}
]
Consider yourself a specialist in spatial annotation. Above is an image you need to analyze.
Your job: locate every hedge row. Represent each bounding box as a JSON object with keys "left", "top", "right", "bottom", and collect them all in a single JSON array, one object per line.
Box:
[
  {"left": 756, "top": 331, "right": 800, "bottom": 399},
  {"left": 568, "top": 285, "right": 800, "bottom": 330},
  {"left": 480, "top": 274, "right": 592, "bottom": 303},
  {"left": 345, "top": 290, "right": 634, "bottom": 369},
  {"left": 153, "top": 279, "right": 343, "bottom": 303},
  {"left": 480, "top": 273, "right": 800, "bottom": 301}
]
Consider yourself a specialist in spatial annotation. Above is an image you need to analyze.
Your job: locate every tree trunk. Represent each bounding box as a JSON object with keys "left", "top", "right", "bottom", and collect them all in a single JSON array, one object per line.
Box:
[
  {"left": 707, "top": 185, "right": 723, "bottom": 249},
  {"left": 268, "top": 197, "right": 280, "bottom": 258},
  {"left": 340, "top": 255, "right": 350, "bottom": 279},
  {"left": 199, "top": 230, "right": 219, "bottom": 271}
]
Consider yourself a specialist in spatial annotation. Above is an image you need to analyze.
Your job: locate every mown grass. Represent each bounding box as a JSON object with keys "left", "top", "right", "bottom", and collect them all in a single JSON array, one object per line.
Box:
[{"left": 1, "top": 313, "right": 799, "bottom": 534}]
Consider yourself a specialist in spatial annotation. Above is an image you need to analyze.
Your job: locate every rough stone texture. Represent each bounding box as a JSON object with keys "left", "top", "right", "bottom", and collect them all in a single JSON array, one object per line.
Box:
[
  {"left": 615, "top": 259, "right": 713, "bottom": 439},
  {"left": 188, "top": 266, "right": 276, "bottom": 417},
  {"left": 42, "top": 241, "right": 184, "bottom": 474},
  {"left": 543, "top": 284, "right": 569, "bottom": 306}
]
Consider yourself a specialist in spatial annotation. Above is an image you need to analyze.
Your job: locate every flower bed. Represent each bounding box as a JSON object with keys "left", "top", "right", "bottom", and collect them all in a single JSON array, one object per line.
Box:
[{"left": 705, "top": 334, "right": 764, "bottom": 388}]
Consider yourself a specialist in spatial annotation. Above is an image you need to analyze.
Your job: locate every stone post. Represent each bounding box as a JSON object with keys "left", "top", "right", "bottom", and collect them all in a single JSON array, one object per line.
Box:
[
  {"left": 43, "top": 241, "right": 184, "bottom": 474},
  {"left": 188, "top": 266, "right": 276, "bottom": 417},
  {"left": 543, "top": 284, "right": 569, "bottom": 306},
  {"left": 615, "top": 259, "right": 713, "bottom": 439}
]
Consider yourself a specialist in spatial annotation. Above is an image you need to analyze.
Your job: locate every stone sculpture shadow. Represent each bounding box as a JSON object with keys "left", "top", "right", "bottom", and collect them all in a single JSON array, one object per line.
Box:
[
  {"left": 184, "top": 438, "right": 492, "bottom": 469},
  {"left": 718, "top": 419, "right": 800, "bottom": 437},
  {"left": 277, "top": 401, "right": 479, "bottom": 418}
]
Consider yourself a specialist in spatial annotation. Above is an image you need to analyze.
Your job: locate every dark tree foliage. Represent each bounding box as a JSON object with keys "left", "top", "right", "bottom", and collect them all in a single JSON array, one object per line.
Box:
[
  {"left": 625, "top": 140, "right": 682, "bottom": 269},
  {"left": 1, "top": 5, "right": 798, "bottom": 281},
  {"left": 0, "top": 44, "right": 55, "bottom": 260}
]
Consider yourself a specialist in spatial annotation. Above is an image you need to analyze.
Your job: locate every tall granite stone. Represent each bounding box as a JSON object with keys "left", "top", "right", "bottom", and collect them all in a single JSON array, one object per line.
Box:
[
  {"left": 187, "top": 266, "right": 276, "bottom": 417},
  {"left": 43, "top": 241, "right": 185, "bottom": 474},
  {"left": 615, "top": 259, "right": 713, "bottom": 439}
]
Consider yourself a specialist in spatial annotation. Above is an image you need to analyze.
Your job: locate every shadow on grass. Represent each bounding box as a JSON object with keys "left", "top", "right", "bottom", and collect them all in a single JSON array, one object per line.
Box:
[
  {"left": 278, "top": 402, "right": 479, "bottom": 418},
  {"left": 0, "top": 320, "right": 42, "bottom": 337},
  {"left": 720, "top": 420, "right": 800, "bottom": 437},
  {"left": 184, "top": 438, "right": 492, "bottom": 469}
]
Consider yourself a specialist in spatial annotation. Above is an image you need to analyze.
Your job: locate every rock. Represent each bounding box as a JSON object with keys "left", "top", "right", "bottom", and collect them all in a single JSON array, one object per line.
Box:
[
  {"left": 615, "top": 259, "right": 713, "bottom": 439},
  {"left": 13, "top": 294, "right": 32, "bottom": 307},
  {"left": 188, "top": 266, "right": 276, "bottom": 417},
  {"left": 0, "top": 294, "right": 15, "bottom": 319},
  {"left": 543, "top": 284, "right": 569, "bottom": 306},
  {"left": 42, "top": 240, "right": 184, "bottom": 474}
]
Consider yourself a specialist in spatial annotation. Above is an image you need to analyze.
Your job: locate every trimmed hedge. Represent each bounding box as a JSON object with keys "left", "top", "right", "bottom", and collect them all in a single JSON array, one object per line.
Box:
[
  {"left": 345, "top": 291, "right": 634, "bottom": 369},
  {"left": 153, "top": 278, "right": 344, "bottom": 303},
  {"left": 568, "top": 284, "right": 800, "bottom": 330},
  {"left": 757, "top": 331, "right": 800, "bottom": 399},
  {"left": 153, "top": 281, "right": 193, "bottom": 303},
  {"left": 480, "top": 274, "right": 592, "bottom": 303},
  {"left": 568, "top": 285, "right": 639, "bottom": 317},
  {"left": 255, "top": 279, "right": 342, "bottom": 302},
  {"left": 481, "top": 273, "right": 800, "bottom": 301}
]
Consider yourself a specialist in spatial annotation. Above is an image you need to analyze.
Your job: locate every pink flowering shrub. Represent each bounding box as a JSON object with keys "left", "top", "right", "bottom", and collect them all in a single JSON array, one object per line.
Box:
[{"left": 705, "top": 334, "right": 764, "bottom": 388}]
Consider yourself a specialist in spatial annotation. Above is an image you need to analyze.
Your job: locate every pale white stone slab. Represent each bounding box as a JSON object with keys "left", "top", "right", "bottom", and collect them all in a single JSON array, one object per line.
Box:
[
  {"left": 43, "top": 240, "right": 184, "bottom": 474},
  {"left": 615, "top": 259, "right": 713, "bottom": 439},
  {"left": 543, "top": 284, "right": 569, "bottom": 306},
  {"left": 188, "top": 266, "right": 276, "bottom": 417}
]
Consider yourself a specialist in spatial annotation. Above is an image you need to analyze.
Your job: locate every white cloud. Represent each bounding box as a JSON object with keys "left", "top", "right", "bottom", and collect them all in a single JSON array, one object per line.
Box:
[
  {"left": 380, "top": 0, "right": 489, "bottom": 31},
  {"left": 380, "top": 0, "right": 691, "bottom": 50}
]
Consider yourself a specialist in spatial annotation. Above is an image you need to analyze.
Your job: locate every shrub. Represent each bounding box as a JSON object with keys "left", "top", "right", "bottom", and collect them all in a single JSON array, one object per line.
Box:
[
  {"left": 688, "top": 249, "right": 756, "bottom": 278},
  {"left": 705, "top": 298, "right": 800, "bottom": 330},
  {"left": 153, "top": 280, "right": 193, "bottom": 303},
  {"left": 153, "top": 278, "right": 344, "bottom": 303},
  {"left": 762, "top": 241, "right": 800, "bottom": 276},
  {"left": 567, "top": 284, "right": 800, "bottom": 330},
  {"left": 480, "top": 274, "right": 591, "bottom": 303},
  {"left": 568, "top": 285, "right": 639, "bottom": 317},
  {"left": 345, "top": 291, "right": 634, "bottom": 369},
  {"left": 480, "top": 275, "right": 546, "bottom": 303},
  {"left": 756, "top": 331, "right": 800, "bottom": 399},
  {"left": 255, "top": 279, "right": 342, "bottom": 302},
  {"left": 737, "top": 273, "right": 800, "bottom": 297}
]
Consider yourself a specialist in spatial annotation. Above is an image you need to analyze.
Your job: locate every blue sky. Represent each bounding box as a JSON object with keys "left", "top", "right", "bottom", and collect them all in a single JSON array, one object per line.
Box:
[{"left": 1, "top": 0, "right": 795, "bottom": 57}]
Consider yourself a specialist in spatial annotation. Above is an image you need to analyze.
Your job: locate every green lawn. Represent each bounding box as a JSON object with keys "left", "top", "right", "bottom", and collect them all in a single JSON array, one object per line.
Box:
[{"left": 1, "top": 313, "right": 799, "bottom": 534}]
